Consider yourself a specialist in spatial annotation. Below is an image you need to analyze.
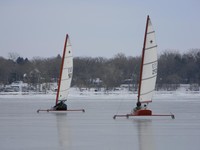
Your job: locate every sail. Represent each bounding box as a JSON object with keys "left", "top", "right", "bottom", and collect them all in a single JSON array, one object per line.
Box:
[
  {"left": 56, "top": 34, "right": 73, "bottom": 104},
  {"left": 138, "top": 16, "right": 157, "bottom": 103}
]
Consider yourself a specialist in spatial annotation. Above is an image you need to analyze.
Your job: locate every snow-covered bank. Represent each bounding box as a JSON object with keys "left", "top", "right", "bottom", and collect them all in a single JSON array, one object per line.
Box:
[{"left": 0, "top": 88, "right": 200, "bottom": 101}]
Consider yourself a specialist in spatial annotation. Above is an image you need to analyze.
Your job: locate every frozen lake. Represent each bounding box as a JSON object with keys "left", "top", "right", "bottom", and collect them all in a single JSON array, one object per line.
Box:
[{"left": 0, "top": 93, "right": 200, "bottom": 150}]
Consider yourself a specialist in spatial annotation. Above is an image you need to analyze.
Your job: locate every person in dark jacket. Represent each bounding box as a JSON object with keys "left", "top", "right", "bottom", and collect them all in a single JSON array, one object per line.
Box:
[
  {"left": 133, "top": 101, "right": 142, "bottom": 112},
  {"left": 53, "top": 100, "right": 67, "bottom": 110}
]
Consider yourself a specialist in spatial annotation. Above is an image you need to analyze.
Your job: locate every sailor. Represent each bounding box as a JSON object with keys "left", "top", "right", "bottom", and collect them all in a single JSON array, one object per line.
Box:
[
  {"left": 133, "top": 101, "right": 142, "bottom": 112},
  {"left": 53, "top": 100, "right": 67, "bottom": 110}
]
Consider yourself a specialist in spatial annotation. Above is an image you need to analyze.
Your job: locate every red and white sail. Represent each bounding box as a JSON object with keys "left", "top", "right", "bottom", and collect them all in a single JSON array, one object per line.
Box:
[
  {"left": 56, "top": 34, "right": 73, "bottom": 104},
  {"left": 138, "top": 16, "right": 157, "bottom": 103}
]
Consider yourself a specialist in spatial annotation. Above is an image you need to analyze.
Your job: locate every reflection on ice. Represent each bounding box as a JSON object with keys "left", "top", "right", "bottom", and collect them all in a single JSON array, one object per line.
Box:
[
  {"left": 56, "top": 114, "right": 71, "bottom": 150},
  {"left": 134, "top": 119, "right": 155, "bottom": 150}
]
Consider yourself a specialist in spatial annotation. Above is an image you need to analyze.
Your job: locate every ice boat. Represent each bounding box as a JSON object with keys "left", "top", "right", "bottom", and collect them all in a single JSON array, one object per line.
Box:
[
  {"left": 37, "top": 34, "right": 85, "bottom": 113},
  {"left": 113, "top": 16, "right": 174, "bottom": 119}
]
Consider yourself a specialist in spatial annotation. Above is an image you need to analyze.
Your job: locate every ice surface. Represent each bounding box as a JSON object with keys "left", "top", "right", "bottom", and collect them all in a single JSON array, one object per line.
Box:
[{"left": 0, "top": 93, "right": 200, "bottom": 150}]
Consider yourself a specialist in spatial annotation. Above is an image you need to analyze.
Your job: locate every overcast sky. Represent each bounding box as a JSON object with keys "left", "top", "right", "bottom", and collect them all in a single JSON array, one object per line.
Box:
[{"left": 1, "top": 0, "right": 200, "bottom": 59}]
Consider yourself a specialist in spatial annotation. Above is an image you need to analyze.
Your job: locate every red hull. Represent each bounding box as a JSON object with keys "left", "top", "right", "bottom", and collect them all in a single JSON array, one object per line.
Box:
[{"left": 133, "top": 109, "right": 152, "bottom": 116}]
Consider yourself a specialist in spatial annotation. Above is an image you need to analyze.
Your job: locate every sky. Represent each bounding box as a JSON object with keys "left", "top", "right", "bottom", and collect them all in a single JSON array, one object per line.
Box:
[{"left": 0, "top": 0, "right": 200, "bottom": 59}]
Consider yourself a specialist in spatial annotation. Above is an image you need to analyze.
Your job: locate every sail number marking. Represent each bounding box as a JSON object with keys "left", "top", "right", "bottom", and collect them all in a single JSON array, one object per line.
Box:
[
  {"left": 68, "top": 67, "right": 73, "bottom": 78},
  {"left": 152, "top": 62, "right": 157, "bottom": 75}
]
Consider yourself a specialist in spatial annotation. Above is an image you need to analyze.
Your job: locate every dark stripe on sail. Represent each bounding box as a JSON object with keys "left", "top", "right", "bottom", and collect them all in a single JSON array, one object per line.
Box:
[
  {"left": 142, "top": 74, "right": 157, "bottom": 81},
  {"left": 147, "top": 31, "right": 155, "bottom": 34},
  {"left": 145, "top": 45, "right": 157, "bottom": 51},
  {"left": 140, "top": 89, "right": 155, "bottom": 96},
  {"left": 144, "top": 60, "right": 157, "bottom": 66}
]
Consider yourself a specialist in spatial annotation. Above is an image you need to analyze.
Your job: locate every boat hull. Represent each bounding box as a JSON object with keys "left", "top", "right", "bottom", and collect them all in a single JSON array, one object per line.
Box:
[
  {"left": 133, "top": 109, "right": 152, "bottom": 116},
  {"left": 113, "top": 109, "right": 175, "bottom": 119}
]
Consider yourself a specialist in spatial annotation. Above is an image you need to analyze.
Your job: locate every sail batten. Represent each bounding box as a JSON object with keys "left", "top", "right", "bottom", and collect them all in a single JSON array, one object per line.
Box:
[
  {"left": 63, "top": 67, "right": 73, "bottom": 70},
  {"left": 60, "top": 87, "right": 71, "bottom": 92},
  {"left": 145, "top": 45, "right": 157, "bottom": 51},
  {"left": 143, "top": 60, "right": 157, "bottom": 66},
  {"left": 147, "top": 31, "right": 155, "bottom": 34},
  {"left": 142, "top": 75, "right": 157, "bottom": 81},
  {"left": 64, "top": 56, "right": 73, "bottom": 59},
  {"left": 140, "top": 89, "right": 155, "bottom": 96},
  {"left": 62, "top": 78, "right": 70, "bottom": 81}
]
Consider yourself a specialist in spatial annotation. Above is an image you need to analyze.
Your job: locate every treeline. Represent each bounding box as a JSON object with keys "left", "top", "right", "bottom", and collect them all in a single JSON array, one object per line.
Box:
[{"left": 0, "top": 49, "right": 200, "bottom": 90}]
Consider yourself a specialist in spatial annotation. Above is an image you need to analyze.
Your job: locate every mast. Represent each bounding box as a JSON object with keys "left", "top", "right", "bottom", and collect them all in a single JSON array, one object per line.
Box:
[
  {"left": 137, "top": 15, "right": 150, "bottom": 103},
  {"left": 56, "top": 34, "right": 68, "bottom": 105}
]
